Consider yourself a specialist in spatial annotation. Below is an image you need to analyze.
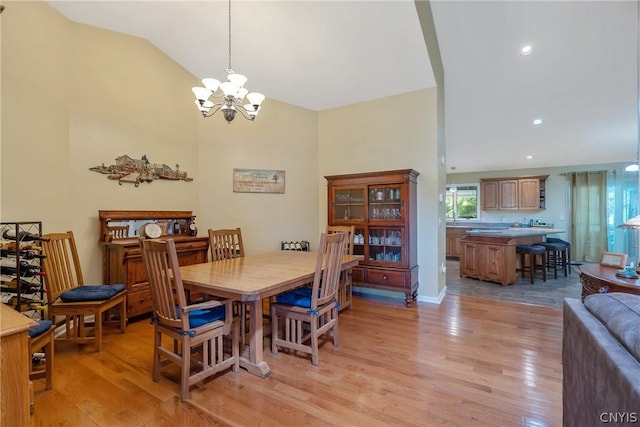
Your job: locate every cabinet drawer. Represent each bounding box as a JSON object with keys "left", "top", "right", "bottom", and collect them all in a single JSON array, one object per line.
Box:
[
  {"left": 366, "top": 269, "right": 407, "bottom": 288},
  {"left": 127, "top": 289, "right": 153, "bottom": 318},
  {"left": 352, "top": 267, "right": 364, "bottom": 283}
]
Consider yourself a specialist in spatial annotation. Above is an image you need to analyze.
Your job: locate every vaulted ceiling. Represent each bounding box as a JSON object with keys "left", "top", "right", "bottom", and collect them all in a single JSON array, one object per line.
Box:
[{"left": 46, "top": 0, "right": 638, "bottom": 174}]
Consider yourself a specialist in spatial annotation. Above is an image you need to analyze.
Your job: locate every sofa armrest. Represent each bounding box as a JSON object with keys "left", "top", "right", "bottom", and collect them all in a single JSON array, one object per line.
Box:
[{"left": 563, "top": 298, "right": 640, "bottom": 427}]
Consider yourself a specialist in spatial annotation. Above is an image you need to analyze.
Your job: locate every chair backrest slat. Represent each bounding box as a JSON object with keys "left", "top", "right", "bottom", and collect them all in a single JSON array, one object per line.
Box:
[
  {"left": 326, "top": 225, "right": 355, "bottom": 255},
  {"left": 208, "top": 228, "right": 245, "bottom": 261},
  {"left": 140, "top": 239, "right": 188, "bottom": 330},
  {"left": 311, "top": 232, "right": 345, "bottom": 308},
  {"left": 107, "top": 224, "right": 129, "bottom": 241},
  {"left": 41, "top": 231, "right": 84, "bottom": 302}
]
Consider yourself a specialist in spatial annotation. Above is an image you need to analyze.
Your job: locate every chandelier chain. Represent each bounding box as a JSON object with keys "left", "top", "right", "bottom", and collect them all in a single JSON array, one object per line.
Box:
[{"left": 227, "top": 0, "right": 232, "bottom": 72}]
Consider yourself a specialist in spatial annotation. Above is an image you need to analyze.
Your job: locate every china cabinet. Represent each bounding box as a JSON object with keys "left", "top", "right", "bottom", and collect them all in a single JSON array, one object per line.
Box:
[
  {"left": 99, "top": 210, "right": 209, "bottom": 318},
  {"left": 326, "top": 169, "right": 419, "bottom": 306},
  {"left": 480, "top": 175, "right": 548, "bottom": 211}
]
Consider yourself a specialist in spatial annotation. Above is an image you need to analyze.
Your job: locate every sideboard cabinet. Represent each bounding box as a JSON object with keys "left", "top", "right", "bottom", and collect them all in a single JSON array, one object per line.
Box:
[
  {"left": 99, "top": 210, "right": 209, "bottom": 318},
  {"left": 325, "top": 169, "right": 419, "bottom": 306}
]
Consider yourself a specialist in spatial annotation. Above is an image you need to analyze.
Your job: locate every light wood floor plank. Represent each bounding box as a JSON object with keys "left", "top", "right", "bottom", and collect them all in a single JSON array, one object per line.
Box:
[{"left": 32, "top": 293, "right": 563, "bottom": 426}]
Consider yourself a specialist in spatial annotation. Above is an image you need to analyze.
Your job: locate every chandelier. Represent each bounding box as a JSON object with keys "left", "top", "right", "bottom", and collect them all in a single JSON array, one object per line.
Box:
[{"left": 192, "top": 0, "right": 265, "bottom": 123}]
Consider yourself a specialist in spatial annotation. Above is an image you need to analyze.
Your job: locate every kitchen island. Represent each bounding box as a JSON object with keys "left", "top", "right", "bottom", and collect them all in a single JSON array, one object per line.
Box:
[{"left": 459, "top": 227, "right": 565, "bottom": 286}]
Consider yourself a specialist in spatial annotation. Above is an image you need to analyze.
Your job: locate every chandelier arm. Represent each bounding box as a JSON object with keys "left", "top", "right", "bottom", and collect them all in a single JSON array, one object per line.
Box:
[
  {"left": 202, "top": 105, "right": 223, "bottom": 118},
  {"left": 235, "top": 106, "right": 256, "bottom": 121}
]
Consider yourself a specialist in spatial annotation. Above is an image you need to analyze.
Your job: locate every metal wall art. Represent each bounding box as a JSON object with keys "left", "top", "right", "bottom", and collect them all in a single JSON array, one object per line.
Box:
[
  {"left": 233, "top": 168, "right": 285, "bottom": 193},
  {"left": 89, "top": 154, "right": 193, "bottom": 187}
]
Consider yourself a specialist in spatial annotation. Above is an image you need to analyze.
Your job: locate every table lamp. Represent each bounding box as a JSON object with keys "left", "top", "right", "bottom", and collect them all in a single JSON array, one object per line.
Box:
[{"left": 617, "top": 215, "right": 640, "bottom": 273}]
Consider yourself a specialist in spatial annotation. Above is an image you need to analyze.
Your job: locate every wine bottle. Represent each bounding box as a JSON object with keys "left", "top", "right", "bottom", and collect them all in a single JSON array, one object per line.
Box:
[
  {"left": 0, "top": 249, "right": 46, "bottom": 259},
  {"left": 0, "top": 265, "right": 39, "bottom": 277},
  {"left": 2, "top": 229, "right": 48, "bottom": 242},
  {"left": 0, "top": 258, "right": 31, "bottom": 270}
]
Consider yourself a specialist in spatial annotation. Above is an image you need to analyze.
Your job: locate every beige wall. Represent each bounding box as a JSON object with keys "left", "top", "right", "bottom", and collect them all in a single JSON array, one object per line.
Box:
[
  {"left": 318, "top": 89, "right": 444, "bottom": 301},
  {"left": 2, "top": 1, "right": 443, "bottom": 301},
  {"left": 1, "top": 1, "right": 320, "bottom": 282},
  {"left": 195, "top": 99, "right": 319, "bottom": 256}
]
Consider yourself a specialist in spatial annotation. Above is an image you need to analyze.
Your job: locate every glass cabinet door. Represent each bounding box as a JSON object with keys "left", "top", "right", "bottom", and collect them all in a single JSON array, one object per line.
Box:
[
  {"left": 333, "top": 188, "right": 365, "bottom": 221},
  {"left": 368, "top": 185, "right": 402, "bottom": 221},
  {"left": 367, "top": 227, "right": 403, "bottom": 264},
  {"left": 353, "top": 227, "right": 366, "bottom": 257}
]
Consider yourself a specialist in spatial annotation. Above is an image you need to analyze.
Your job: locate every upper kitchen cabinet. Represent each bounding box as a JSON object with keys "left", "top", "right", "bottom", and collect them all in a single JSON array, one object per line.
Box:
[{"left": 480, "top": 175, "right": 548, "bottom": 211}]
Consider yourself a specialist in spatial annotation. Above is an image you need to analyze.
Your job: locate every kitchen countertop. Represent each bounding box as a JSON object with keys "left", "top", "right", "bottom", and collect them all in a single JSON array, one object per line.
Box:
[{"left": 465, "top": 227, "right": 565, "bottom": 238}]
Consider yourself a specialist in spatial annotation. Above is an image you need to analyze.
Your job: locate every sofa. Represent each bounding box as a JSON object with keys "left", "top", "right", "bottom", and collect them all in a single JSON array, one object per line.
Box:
[{"left": 563, "top": 293, "right": 640, "bottom": 427}]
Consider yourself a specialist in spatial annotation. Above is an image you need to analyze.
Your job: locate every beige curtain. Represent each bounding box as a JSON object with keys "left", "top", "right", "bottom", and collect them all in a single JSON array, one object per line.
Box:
[{"left": 569, "top": 172, "right": 608, "bottom": 262}]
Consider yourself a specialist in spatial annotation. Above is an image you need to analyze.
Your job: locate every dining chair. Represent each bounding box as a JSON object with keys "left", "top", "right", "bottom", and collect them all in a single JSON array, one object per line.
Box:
[
  {"left": 41, "top": 231, "right": 127, "bottom": 352},
  {"left": 271, "top": 232, "right": 345, "bottom": 366},
  {"left": 28, "top": 319, "right": 55, "bottom": 390},
  {"left": 106, "top": 224, "right": 129, "bottom": 241},
  {"left": 140, "top": 238, "right": 238, "bottom": 401},
  {"left": 208, "top": 227, "right": 245, "bottom": 261},
  {"left": 208, "top": 227, "right": 255, "bottom": 342},
  {"left": 326, "top": 225, "right": 355, "bottom": 311}
]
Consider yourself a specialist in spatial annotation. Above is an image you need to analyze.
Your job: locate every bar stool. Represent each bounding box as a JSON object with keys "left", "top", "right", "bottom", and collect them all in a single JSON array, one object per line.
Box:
[
  {"left": 546, "top": 237, "right": 571, "bottom": 275},
  {"left": 516, "top": 245, "right": 547, "bottom": 284},
  {"left": 539, "top": 241, "right": 569, "bottom": 279}
]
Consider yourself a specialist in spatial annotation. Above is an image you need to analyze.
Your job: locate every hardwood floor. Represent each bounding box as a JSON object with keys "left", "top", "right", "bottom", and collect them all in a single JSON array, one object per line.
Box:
[{"left": 31, "top": 294, "right": 563, "bottom": 427}]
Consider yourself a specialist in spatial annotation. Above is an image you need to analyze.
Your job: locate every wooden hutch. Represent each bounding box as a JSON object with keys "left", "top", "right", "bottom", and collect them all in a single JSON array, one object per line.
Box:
[
  {"left": 325, "top": 169, "right": 419, "bottom": 306},
  {"left": 99, "top": 210, "right": 209, "bottom": 318}
]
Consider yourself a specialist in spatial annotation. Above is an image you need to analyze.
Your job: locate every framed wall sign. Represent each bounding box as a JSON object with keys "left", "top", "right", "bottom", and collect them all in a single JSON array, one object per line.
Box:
[
  {"left": 599, "top": 252, "right": 628, "bottom": 268},
  {"left": 233, "top": 168, "right": 285, "bottom": 194}
]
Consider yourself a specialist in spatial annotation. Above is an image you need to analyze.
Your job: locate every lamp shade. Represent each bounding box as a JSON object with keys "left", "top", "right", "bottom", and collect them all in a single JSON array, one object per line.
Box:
[
  {"left": 192, "top": 86, "right": 212, "bottom": 101},
  {"left": 202, "top": 78, "right": 221, "bottom": 92},
  {"left": 220, "top": 81, "right": 240, "bottom": 98},
  {"left": 617, "top": 215, "right": 640, "bottom": 229},
  {"left": 227, "top": 73, "right": 248, "bottom": 88},
  {"left": 246, "top": 92, "right": 265, "bottom": 106}
]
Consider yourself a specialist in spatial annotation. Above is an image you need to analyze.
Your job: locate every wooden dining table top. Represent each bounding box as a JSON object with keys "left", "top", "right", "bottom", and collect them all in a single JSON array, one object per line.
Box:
[{"left": 179, "top": 250, "right": 363, "bottom": 301}]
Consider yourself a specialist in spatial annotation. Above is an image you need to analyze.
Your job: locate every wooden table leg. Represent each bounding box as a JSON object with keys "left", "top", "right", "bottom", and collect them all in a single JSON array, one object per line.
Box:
[{"left": 238, "top": 299, "right": 271, "bottom": 378}]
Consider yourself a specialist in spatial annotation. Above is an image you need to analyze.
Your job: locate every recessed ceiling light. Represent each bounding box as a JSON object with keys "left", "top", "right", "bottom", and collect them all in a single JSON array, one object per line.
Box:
[
  {"left": 526, "top": 155, "right": 533, "bottom": 160},
  {"left": 533, "top": 118, "right": 543, "bottom": 125},
  {"left": 520, "top": 45, "right": 533, "bottom": 55}
]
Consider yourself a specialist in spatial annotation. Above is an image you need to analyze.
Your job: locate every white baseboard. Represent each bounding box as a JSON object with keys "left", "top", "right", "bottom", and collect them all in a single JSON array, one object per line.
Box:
[{"left": 415, "top": 286, "right": 447, "bottom": 305}]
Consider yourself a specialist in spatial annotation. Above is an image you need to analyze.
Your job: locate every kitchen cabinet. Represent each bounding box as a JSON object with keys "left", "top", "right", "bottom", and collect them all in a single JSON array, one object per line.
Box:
[
  {"left": 326, "top": 169, "right": 419, "bottom": 306},
  {"left": 480, "top": 175, "right": 548, "bottom": 211},
  {"left": 459, "top": 235, "right": 516, "bottom": 286},
  {"left": 99, "top": 210, "right": 209, "bottom": 318},
  {"left": 446, "top": 227, "right": 468, "bottom": 258}
]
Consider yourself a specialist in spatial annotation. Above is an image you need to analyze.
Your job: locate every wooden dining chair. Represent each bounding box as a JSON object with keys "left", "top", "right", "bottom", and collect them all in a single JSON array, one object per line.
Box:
[
  {"left": 106, "top": 224, "right": 129, "bottom": 241},
  {"left": 28, "top": 319, "right": 55, "bottom": 391},
  {"left": 140, "top": 238, "right": 238, "bottom": 401},
  {"left": 326, "top": 225, "right": 355, "bottom": 311},
  {"left": 208, "top": 227, "right": 254, "bottom": 341},
  {"left": 208, "top": 228, "right": 245, "bottom": 261},
  {"left": 41, "top": 231, "right": 127, "bottom": 352},
  {"left": 271, "top": 232, "right": 345, "bottom": 366}
]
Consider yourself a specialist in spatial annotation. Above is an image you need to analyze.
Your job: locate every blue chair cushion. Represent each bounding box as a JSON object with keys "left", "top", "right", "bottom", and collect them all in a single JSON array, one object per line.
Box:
[
  {"left": 178, "top": 305, "right": 226, "bottom": 328},
  {"left": 28, "top": 319, "right": 53, "bottom": 338},
  {"left": 276, "top": 287, "right": 313, "bottom": 308},
  {"left": 60, "top": 284, "right": 126, "bottom": 302}
]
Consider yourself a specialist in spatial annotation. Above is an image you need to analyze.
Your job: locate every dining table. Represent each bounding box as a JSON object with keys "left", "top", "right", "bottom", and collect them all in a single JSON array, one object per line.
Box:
[{"left": 179, "top": 250, "right": 363, "bottom": 378}]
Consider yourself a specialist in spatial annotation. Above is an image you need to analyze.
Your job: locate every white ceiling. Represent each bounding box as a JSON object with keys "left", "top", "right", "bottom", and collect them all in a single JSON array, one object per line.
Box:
[{"left": 45, "top": 0, "right": 638, "bottom": 174}]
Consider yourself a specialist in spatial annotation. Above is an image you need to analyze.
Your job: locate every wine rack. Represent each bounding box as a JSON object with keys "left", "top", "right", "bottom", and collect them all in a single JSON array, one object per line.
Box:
[{"left": 0, "top": 221, "right": 45, "bottom": 318}]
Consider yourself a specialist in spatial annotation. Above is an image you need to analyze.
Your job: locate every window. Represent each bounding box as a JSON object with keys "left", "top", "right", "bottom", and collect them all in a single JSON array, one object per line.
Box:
[{"left": 446, "top": 184, "right": 479, "bottom": 220}]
